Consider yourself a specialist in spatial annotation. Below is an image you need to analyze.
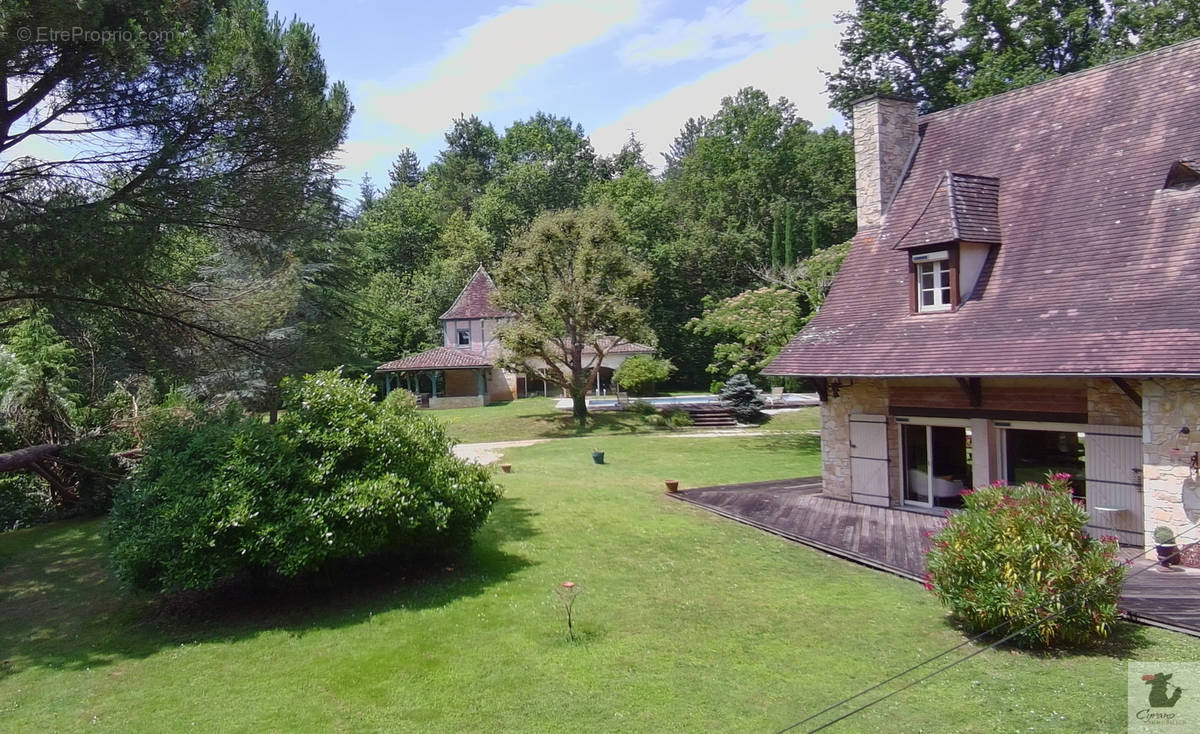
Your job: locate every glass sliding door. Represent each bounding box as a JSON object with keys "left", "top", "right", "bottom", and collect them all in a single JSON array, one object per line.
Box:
[
  {"left": 1003, "top": 428, "right": 1086, "bottom": 498},
  {"left": 901, "top": 421, "right": 973, "bottom": 508}
]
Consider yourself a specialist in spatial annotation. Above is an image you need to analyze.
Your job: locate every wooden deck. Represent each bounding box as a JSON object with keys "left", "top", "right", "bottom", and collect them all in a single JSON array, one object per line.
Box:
[
  {"left": 671, "top": 477, "right": 942, "bottom": 580},
  {"left": 672, "top": 477, "right": 1200, "bottom": 637}
]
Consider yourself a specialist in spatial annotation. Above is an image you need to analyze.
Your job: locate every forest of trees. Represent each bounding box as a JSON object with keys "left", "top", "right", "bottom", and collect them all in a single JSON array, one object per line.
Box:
[{"left": 2, "top": 0, "right": 1196, "bottom": 526}]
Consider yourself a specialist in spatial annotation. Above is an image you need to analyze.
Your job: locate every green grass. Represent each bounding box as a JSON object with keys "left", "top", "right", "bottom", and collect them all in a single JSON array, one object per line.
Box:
[
  {"left": 430, "top": 396, "right": 818, "bottom": 443},
  {"left": 2, "top": 432, "right": 1197, "bottom": 732}
]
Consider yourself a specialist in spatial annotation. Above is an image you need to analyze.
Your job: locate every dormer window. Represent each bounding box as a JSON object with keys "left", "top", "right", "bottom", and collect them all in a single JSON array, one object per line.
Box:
[
  {"left": 456, "top": 328, "right": 471, "bottom": 346},
  {"left": 912, "top": 249, "right": 955, "bottom": 313},
  {"left": 1165, "top": 160, "right": 1200, "bottom": 191}
]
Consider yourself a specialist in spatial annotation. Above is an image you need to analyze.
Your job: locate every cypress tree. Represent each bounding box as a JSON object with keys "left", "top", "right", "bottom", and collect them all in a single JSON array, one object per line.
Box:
[
  {"left": 771, "top": 217, "right": 782, "bottom": 268},
  {"left": 783, "top": 204, "right": 794, "bottom": 265}
]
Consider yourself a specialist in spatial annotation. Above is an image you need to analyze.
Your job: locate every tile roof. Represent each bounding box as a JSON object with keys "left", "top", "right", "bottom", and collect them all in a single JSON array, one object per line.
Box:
[
  {"left": 766, "top": 39, "right": 1200, "bottom": 378},
  {"left": 439, "top": 266, "right": 515, "bottom": 320},
  {"left": 376, "top": 346, "right": 492, "bottom": 372},
  {"left": 583, "top": 337, "right": 656, "bottom": 356},
  {"left": 896, "top": 172, "right": 1001, "bottom": 249}
]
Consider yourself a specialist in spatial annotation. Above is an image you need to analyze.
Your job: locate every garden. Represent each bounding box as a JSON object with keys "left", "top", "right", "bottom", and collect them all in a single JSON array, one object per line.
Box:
[{"left": 3, "top": 422, "right": 1199, "bottom": 732}]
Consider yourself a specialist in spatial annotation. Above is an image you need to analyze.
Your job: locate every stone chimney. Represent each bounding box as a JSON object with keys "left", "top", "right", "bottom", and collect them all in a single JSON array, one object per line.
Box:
[{"left": 852, "top": 94, "right": 918, "bottom": 228}]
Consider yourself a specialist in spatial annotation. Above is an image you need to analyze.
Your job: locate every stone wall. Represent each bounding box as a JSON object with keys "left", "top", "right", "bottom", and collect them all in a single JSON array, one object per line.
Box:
[
  {"left": 1142, "top": 378, "right": 1200, "bottom": 548},
  {"left": 429, "top": 394, "right": 486, "bottom": 410},
  {"left": 1088, "top": 378, "right": 1142, "bottom": 426},
  {"left": 488, "top": 369, "right": 516, "bottom": 402},
  {"left": 852, "top": 95, "right": 917, "bottom": 228},
  {"left": 820, "top": 379, "right": 889, "bottom": 500}
]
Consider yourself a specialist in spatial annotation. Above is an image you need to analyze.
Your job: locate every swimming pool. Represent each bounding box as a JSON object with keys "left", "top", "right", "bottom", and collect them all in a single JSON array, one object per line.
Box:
[{"left": 553, "top": 393, "right": 818, "bottom": 410}]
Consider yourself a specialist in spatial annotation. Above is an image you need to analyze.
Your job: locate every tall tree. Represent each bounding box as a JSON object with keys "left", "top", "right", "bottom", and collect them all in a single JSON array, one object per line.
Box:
[
  {"left": 425, "top": 114, "right": 499, "bottom": 215},
  {"left": 0, "top": 0, "right": 352, "bottom": 351},
  {"left": 663, "top": 116, "right": 706, "bottom": 178},
  {"left": 828, "top": 0, "right": 1199, "bottom": 114},
  {"left": 492, "top": 207, "right": 652, "bottom": 425},
  {"left": 357, "top": 173, "right": 378, "bottom": 214},
  {"left": 826, "top": 0, "right": 960, "bottom": 114},
  {"left": 472, "top": 112, "right": 600, "bottom": 247},
  {"left": 388, "top": 147, "right": 424, "bottom": 189}
]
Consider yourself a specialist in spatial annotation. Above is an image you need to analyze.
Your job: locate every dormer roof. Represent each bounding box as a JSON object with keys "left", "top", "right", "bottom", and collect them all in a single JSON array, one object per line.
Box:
[
  {"left": 895, "top": 172, "right": 1001, "bottom": 249},
  {"left": 439, "top": 266, "right": 515, "bottom": 320}
]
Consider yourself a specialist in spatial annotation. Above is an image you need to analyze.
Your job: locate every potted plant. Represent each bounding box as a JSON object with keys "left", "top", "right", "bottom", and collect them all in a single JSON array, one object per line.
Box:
[
  {"left": 591, "top": 449, "right": 604, "bottom": 465},
  {"left": 1153, "top": 526, "right": 1181, "bottom": 567}
]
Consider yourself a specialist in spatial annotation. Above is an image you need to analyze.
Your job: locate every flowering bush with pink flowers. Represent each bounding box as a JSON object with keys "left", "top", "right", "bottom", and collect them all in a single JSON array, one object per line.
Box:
[{"left": 924, "top": 474, "right": 1125, "bottom": 648}]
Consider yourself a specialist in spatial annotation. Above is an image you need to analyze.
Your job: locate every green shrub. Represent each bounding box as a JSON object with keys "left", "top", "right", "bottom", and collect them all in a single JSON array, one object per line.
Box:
[
  {"left": 924, "top": 475, "right": 1125, "bottom": 648},
  {"left": 662, "top": 409, "right": 693, "bottom": 428},
  {"left": 1153, "top": 526, "right": 1176, "bottom": 544},
  {"left": 0, "top": 474, "right": 51, "bottom": 530},
  {"left": 626, "top": 399, "right": 657, "bottom": 416},
  {"left": 613, "top": 355, "right": 674, "bottom": 395},
  {"left": 718, "top": 374, "right": 764, "bottom": 423},
  {"left": 106, "top": 370, "right": 502, "bottom": 593},
  {"left": 642, "top": 413, "right": 666, "bottom": 427}
]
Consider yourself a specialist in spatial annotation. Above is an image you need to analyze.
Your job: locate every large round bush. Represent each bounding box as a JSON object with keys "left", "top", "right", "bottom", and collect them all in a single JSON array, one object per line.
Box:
[
  {"left": 924, "top": 475, "right": 1125, "bottom": 647},
  {"left": 106, "top": 371, "right": 502, "bottom": 592}
]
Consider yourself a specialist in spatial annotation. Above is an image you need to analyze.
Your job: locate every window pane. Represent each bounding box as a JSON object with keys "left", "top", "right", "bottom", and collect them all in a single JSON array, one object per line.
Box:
[
  {"left": 922, "top": 290, "right": 934, "bottom": 306},
  {"left": 939, "top": 267, "right": 950, "bottom": 288},
  {"left": 930, "top": 426, "right": 971, "bottom": 508},
  {"left": 920, "top": 269, "right": 934, "bottom": 289},
  {"left": 1004, "top": 429, "right": 1086, "bottom": 499},
  {"left": 939, "top": 286, "right": 951, "bottom": 304},
  {"left": 903, "top": 424, "right": 929, "bottom": 503}
]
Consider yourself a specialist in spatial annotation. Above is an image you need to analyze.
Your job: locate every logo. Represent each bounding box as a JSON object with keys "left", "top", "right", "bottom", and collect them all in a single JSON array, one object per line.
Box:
[{"left": 1130, "top": 663, "right": 1199, "bottom": 730}]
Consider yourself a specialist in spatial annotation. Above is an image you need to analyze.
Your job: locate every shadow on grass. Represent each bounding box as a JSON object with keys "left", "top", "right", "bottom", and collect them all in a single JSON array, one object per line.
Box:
[
  {"left": 0, "top": 497, "right": 540, "bottom": 678},
  {"left": 936, "top": 610, "right": 1156, "bottom": 660}
]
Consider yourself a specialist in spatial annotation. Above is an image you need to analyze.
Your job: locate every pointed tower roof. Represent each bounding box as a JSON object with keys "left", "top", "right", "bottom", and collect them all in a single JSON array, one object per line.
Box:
[{"left": 439, "top": 265, "right": 515, "bottom": 320}]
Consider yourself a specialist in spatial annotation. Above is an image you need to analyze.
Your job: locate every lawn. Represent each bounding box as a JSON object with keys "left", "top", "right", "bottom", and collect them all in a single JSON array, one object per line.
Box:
[
  {"left": 2, "top": 431, "right": 1197, "bottom": 732},
  {"left": 430, "top": 395, "right": 818, "bottom": 443}
]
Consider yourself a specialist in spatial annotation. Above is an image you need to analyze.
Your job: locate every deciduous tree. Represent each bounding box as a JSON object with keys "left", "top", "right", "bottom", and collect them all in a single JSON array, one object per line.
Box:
[{"left": 492, "top": 207, "right": 652, "bottom": 424}]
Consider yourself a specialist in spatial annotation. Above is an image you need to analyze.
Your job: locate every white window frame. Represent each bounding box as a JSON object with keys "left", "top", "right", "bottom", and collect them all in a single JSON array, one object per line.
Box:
[
  {"left": 896, "top": 416, "right": 973, "bottom": 508},
  {"left": 915, "top": 259, "right": 952, "bottom": 312}
]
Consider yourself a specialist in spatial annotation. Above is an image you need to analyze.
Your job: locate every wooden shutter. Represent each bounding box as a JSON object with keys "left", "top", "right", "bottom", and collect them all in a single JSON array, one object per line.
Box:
[
  {"left": 850, "top": 414, "right": 890, "bottom": 506},
  {"left": 1083, "top": 425, "right": 1143, "bottom": 546}
]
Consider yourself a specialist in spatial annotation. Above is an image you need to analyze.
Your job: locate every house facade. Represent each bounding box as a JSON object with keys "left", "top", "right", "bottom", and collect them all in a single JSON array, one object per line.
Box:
[
  {"left": 763, "top": 40, "right": 1200, "bottom": 549},
  {"left": 377, "top": 266, "right": 653, "bottom": 408}
]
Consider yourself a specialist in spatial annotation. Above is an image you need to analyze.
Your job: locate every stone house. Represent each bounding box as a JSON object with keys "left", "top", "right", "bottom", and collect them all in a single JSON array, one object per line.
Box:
[
  {"left": 377, "top": 266, "right": 653, "bottom": 408},
  {"left": 763, "top": 39, "right": 1200, "bottom": 548}
]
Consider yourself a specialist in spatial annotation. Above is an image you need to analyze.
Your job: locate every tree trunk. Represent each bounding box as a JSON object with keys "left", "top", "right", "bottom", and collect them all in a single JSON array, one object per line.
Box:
[{"left": 571, "top": 391, "right": 588, "bottom": 426}]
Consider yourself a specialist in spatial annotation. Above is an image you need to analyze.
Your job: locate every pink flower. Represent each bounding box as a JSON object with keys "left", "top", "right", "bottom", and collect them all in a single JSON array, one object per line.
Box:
[
  {"left": 1050, "top": 472, "right": 1072, "bottom": 481},
  {"left": 958, "top": 488, "right": 974, "bottom": 496},
  {"left": 922, "top": 573, "right": 933, "bottom": 591},
  {"left": 990, "top": 480, "right": 1007, "bottom": 487}
]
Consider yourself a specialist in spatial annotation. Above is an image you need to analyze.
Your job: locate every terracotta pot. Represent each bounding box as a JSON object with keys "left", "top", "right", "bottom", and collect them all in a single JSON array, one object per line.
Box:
[
  {"left": 500, "top": 464, "right": 512, "bottom": 473},
  {"left": 664, "top": 479, "right": 679, "bottom": 493}
]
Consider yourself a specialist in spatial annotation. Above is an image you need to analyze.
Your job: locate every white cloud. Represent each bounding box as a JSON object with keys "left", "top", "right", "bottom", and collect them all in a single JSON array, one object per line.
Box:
[
  {"left": 365, "top": 0, "right": 645, "bottom": 138},
  {"left": 329, "top": 138, "right": 404, "bottom": 181},
  {"left": 592, "top": 5, "right": 854, "bottom": 169},
  {"left": 593, "top": 0, "right": 853, "bottom": 167},
  {"left": 618, "top": 0, "right": 816, "bottom": 68}
]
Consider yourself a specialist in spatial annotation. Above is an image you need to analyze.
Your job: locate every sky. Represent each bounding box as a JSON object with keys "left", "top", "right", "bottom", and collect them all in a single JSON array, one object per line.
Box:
[{"left": 266, "top": 0, "right": 857, "bottom": 192}]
